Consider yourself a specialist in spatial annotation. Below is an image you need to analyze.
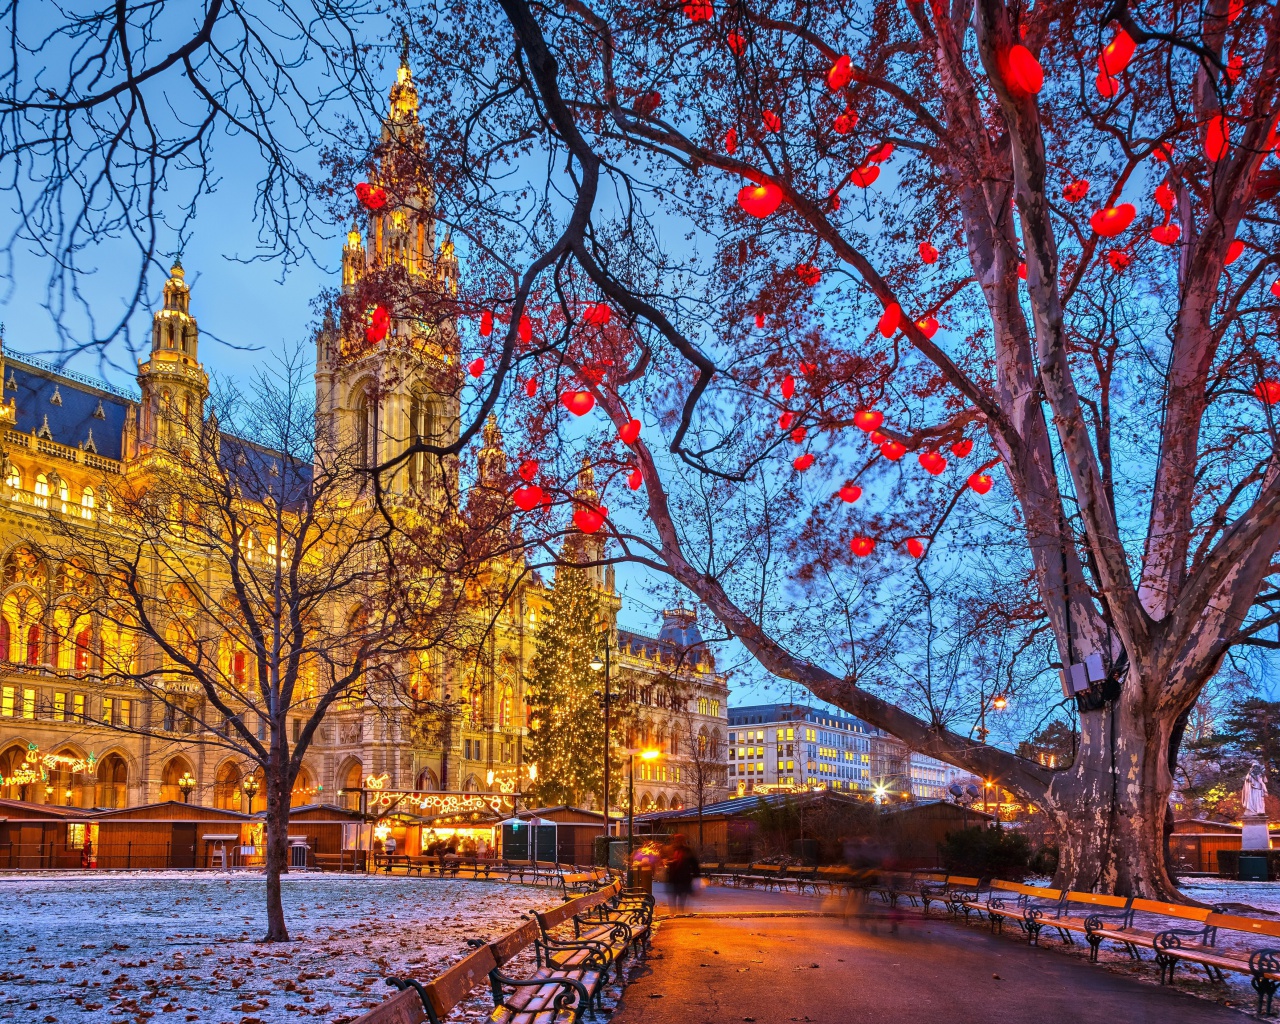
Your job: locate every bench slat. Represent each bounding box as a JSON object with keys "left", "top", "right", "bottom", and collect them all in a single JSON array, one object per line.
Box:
[
  {"left": 348, "top": 987, "right": 426, "bottom": 1024},
  {"left": 426, "top": 946, "right": 497, "bottom": 1020}
]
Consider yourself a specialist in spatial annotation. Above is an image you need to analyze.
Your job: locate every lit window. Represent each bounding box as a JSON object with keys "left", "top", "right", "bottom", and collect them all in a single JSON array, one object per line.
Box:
[
  {"left": 81, "top": 486, "right": 95, "bottom": 520},
  {"left": 2, "top": 685, "right": 15, "bottom": 717},
  {"left": 102, "top": 698, "right": 113, "bottom": 725},
  {"left": 33, "top": 473, "right": 49, "bottom": 508},
  {"left": 53, "top": 691, "right": 66, "bottom": 721},
  {"left": 4, "top": 464, "right": 19, "bottom": 494},
  {"left": 21, "top": 688, "right": 34, "bottom": 719}
]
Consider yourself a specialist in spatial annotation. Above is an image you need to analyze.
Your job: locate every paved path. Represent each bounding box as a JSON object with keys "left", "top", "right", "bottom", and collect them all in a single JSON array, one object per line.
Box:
[{"left": 616, "top": 887, "right": 1247, "bottom": 1024}]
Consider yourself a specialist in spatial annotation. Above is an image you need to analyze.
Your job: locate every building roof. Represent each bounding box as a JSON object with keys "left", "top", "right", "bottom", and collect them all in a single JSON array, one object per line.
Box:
[
  {"left": 5, "top": 353, "right": 134, "bottom": 461},
  {"left": 618, "top": 607, "right": 715, "bottom": 670},
  {"left": 729, "top": 702, "right": 871, "bottom": 732},
  {"left": 636, "top": 788, "right": 870, "bottom": 822}
]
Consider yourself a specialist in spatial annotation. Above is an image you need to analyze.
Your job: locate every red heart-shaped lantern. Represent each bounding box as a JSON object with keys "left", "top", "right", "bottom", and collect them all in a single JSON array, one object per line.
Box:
[
  {"left": 585, "top": 303, "right": 612, "bottom": 326},
  {"left": 1096, "top": 70, "right": 1120, "bottom": 98},
  {"left": 513, "top": 486, "right": 543, "bottom": 512},
  {"left": 1107, "top": 250, "right": 1132, "bottom": 272},
  {"left": 850, "top": 164, "right": 880, "bottom": 188},
  {"left": 682, "top": 0, "right": 713, "bottom": 21},
  {"left": 916, "top": 316, "right": 940, "bottom": 339},
  {"left": 524, "top": 378, "right": 538, "bottom": 398},
  {"left": 1089, "top": 204, "right": 1136, "bottom": 237},
  {"left": 738, "top": 182, "right": 784, "bottom": 218},
  {"left": 574, "top": 506, "right": 607, "bottom": 534},
  {"left": 827, "top": 54, "right": 853, "bottom": 91},
  {"left": 867, "top": 142, "right": 895, "bottom": 163},
  {"left": 355, "top": 182, "right": 387, "bottom": 210},
  {"left": 951, "top": 439, "right": 973, "bottom": 458},
  {"left": 1226, "top": 239, "right": 1245, "bottom": 265},
  {"left": 628, "top": 468, "right": 643, "bottom": 490},
  {"left": 968, "top": 472, "right": 994, "bottom": 494},
  {"left": 838, "top": 484, "right": 862, "bottom": 503},
  {"left": 619, "top": 419, "right": 642, "bottom": 444},
  {"left": 1002, "top": 44, "right": 1044, "bottom": 95},
  {"left": 869, "top": 431, "right": 887, "bottom": 445},
  {"left": 918, "top": 451, "right": 947, "bottom": 475},
  {"left": 762, "top": 110, "right": 782, "bottom": 133},
  {"left": 850, "top": 536, "right": 875, "bottom": 558},
  {"left": 561, "top": 391, "right": 596, "bottom": 416},
  {"left": 918, "top": 241, "right": 938, "bottom": 264},
  {"left": 1150, "top": 223, "right": 1180, "bottom": 246},
  {"left": 518, "top": 315, "right": 533, "bottom": 344},
  {"left": 725, "top": 128, "right": 737, "bottom": 154},
  {"left": 366, "top": 305, "right": 390, "bottom": 344},
  {"left": 878, "top": 303, "right": 901, "bottom": 337},
  {"left": 793, "top": 453, "right": 815, "bottom": 472},
  {"left": 726, "top": 31, "right": 745, "bottom": 55},
  {"left": 1254, "top": 381, "right": 1280, "bottom": 405},
  {"left": 854, "top": 409, "right": 883, "bottom": 432},
  {"left": 1204, "top": 115, "right": 1230, "bottom": 162},
  {"left": 781, "top": 374, "right": 795, "bottom": 399},
  {"left": 906, "top": 538, "right": 926, "bottom": 558},
  {"left": 1062, "top": 180, "right": 1090, "bottom": 203},
  {"left": 467, "top": 358, "right": 485, "bottom": 378},
  {"left": 778, "top": 411, "right": 796, "bottom": 431},
  {"left": 790, "top": 427, "right": 807, "bottom": 443},
  {"left": 880, "top": 441, "right": 906, "bottom": 461},
  {"left": 479, "top": 310, "right": 494, "bottom": 337},
  {"left": 1099, "top": 30, "right": 1135, "bottom": 76}
]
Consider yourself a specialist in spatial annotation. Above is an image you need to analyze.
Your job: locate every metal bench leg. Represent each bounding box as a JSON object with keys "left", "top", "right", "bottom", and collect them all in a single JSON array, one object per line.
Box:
[
  {"left": 1253, "top": 975, "right": 1279, "bottom": 1017},
  {"left": 1087, "top": 934, "right": 1101, "bottom": 963}
]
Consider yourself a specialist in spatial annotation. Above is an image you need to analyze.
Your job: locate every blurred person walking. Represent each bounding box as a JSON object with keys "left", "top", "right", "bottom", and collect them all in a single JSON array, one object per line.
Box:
[{"left": 663, "top": 834, "right": 699, "bottom": 913}]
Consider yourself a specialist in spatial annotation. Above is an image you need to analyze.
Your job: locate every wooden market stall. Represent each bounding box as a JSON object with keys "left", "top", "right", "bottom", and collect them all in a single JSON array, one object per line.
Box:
[
  {"left": 87, "top": 801, "right": 252, "bottom": 869},
  {"left": 0, "top": 798, "right": 90, "bottom": 869}
]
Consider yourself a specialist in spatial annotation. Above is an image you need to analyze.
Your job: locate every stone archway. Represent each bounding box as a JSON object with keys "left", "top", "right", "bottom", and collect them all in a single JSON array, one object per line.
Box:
[
  {"left": 213, "top": 760, "right": 242, "bottom": 811},
  {"left": 159, "top": 755, "right": 194, "bottom": 803},
  {"left": 94, "top": 752, "right": 129, "bottom": 808}
]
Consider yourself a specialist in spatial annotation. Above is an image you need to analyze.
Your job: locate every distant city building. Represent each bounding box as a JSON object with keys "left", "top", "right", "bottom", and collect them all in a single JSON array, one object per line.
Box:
[{"left": 727, "top": 702, "right": 953, "bottom": 802}]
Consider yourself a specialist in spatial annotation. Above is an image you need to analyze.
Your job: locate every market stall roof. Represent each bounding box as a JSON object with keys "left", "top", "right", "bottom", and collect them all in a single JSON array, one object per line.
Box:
[{"left": 497, "top": 816, "right": 556, "bottom": 828}]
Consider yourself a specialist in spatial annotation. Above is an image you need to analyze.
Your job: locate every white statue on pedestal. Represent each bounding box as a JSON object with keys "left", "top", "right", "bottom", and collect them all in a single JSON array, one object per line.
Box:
[{"left": 1244, "top": 761, "right": 1269, "bottom": 818}]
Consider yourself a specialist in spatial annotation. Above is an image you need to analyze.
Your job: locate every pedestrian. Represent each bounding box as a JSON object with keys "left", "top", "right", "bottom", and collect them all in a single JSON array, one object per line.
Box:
[{"left": 663, "top": 833, "right": 699, "bottom": 913}]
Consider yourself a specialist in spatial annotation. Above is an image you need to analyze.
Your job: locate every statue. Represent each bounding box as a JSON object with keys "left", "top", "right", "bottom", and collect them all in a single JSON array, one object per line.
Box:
[{"left": 1243, "top": 761, "right": 1269, "bottom": 818}]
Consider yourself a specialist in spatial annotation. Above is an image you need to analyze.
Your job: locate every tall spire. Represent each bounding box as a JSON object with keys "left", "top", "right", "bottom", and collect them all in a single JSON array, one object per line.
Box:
[
  {"left": 574, "top": 456, "right": 598, "bottom": 504},
  {"left": 477, "top": 414, "right": 507, "bottom": 485}
]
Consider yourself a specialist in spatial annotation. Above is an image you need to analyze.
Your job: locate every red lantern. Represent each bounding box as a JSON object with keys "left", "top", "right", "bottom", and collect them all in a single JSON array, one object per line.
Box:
[
  {"left": 916, "top": 316, "right": 940, "bottom": 339},
  {"left": 574, "top": 506, "right": 607, "bottom": 534},
  {"left": 1002, "top": 44, "right": 1044, "bottom": 95},
  {"left": 619, "top": 419, "right": 642, "bottom": 444},
  {"left": 755, "top": 312, "right": 766, "bottom": 328},
  {"left": 1254, "top": 381, "right": 1280, "bottom": 405},
  {"left": 519, "top": 459, "right": 538, "bottom": 482},
  {"left": 778, "top": 410, "right": 796, "bottom": 431},
  {"left": 854, "top": 409, "right": 883, "bottom": 432},
  {"left": 1062, "top": 180, "right": 1089, "bottom": 203},
  {"left": 738, "top": 182, "right": 784, "bottom": 218},
  {"left": 1018, "top": 261, "right": 1028, "bottom": 281},
  {"left": 628, "top": 467, "right": 644, "bottom": 490},
  {"left": 1226, "top": 239, "right": 1245, "bottom": 265},
  {"left": 968, "top": 472, "right": 993, "bottom": 494},
  {"left": 919, "top": 241, "right": 938, "bottom": 264},
  {"left": 1089, "top": 204, "right": 1136, "bottom": 237},
  {"left": 951, "top": 439, "right": 972, "bottom": 458},
  {"left": 905, "top": 537, "right": 926, "bottom": 558},
  {"left": 1151, "top": 143, "right": 1173, "bottom": 162},
  {"left": 727, "top": 31, "right": 746, "bottom": 55},
  {"left": 781, "top": 374, "right": 795, "bottom": 399},
  {"left": 725, "top": 127, "right": 737, "bottom": 154},
  {"left": 878, "top": 302, "right": 901, "bottom": 337},
  {"left": 838, "top": 484, "right": 862, "bottom": 503},
  {"left": 918, "top": 451, "right": 947, "bottom": 475},
  {"left": 1150, "top": 223, "right": 1180, "bottom": 246},
  {"left": 467, "top": 358, "right": 485, "bottom": 378},
  {"left": 868, "top": 431, "right": 887, "bottom": 445},
  {"left": 880, "top": 441, "right": 906, "bottom": 461},
  {"left": 790, "top": 427, "right": 807, "bottom": 443},
  {"left": 682, "top": 0, "right": 713, "bottom": 21},
  {"left": 799, "top": 361, "right": 816, "bottom": 375},
  {"left": 1271, "top": 280, "right": 1280, "bottom": 299},
  {"left": 867, "top": 142, "right": 895, "bottom": 164},
  {"left": 525, "top": 377, "right": 538, "bottom": 398},
  {"left": 796, "top": 263, "right": 821, "bottom": 287},
  {"left": 1107, "top": 249, "right": 1131, "bottom": 272},
  {"left": 850, "top": 164, "right": 880, "bottom": 188},
  {"left": 850, "top": 536, "right": 875, "bottom": 557},
  {"left": 793, "top": 453, "right": 815, "bottom": 472},
  {"left": 585, "top": 303, "right": 612, "bottom": 326},
  {"left": 832, "top": 110, "right": 858, "bottom": 135},
  {"left": 827, "top": 54, "right": 853, "bottom": 91},
  {"left": 366, "top": 304, "right": 390, "bottom": 344},
  {"left": 1205, "top": 115, "right": 1230, "bottom": 162},
  {"left": 762, "top": 110, "right": 782, "bottom": 133},
  {"left": 479, "top": 309, "right": 494, "bottom": 337},
  {"left": 1154, "top": 182, "right": 1176, "bottom": 213},
  {"left": 518, "top": 314, "right": 533, "bottom": 343},
  {"left": 561, "top": 390, "right": 596, "bottom": 416},
  {"left": 355, "top": 182, "right": 387, "bottom": 210},
  {"left": 1098, "top": 30, "right": 1135, "bottom": 77},
  {"left": 1095, "top": 70, "right": 1120, "bottom": 98},
  {"left": 513, "top": 486, "right": 544, "bottom": 512}
]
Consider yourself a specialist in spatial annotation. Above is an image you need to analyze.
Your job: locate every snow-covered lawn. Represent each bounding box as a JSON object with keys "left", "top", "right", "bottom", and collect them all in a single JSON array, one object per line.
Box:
[{"left": 0, "top": 873, "right": 572, "bottom": 1024}]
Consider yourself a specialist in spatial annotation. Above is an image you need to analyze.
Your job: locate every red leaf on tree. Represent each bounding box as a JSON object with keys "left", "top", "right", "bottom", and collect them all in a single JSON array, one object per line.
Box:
[
  {"left": 755, "top": 312, "right": 766, "bottom": 328},
  {"left": 467, "top": 358, "right": 485, "bottom": 378},
  {"left": 1098, "top": 30, "right": 1135, "bottom": 77},
  {"left": 519, "top": 314, "right": 533, "bottom": 343},
  {"left": 918, "top": 451, "right": 947, "bottom": 475},
  {"left": 880, "top": 441, "right": 906, "bottom": 461},
  {"left": 951, "top": 439, "right": 973, "bottom": 458},
  {"left": 1254, "top": 381, "right": 1280, "bottom": 404},
  {"left": 1107, "top": 249, "right": 1132, "bottom": 272},
  {"left": 1226, "top": 52, "right": 1244, "bottom": 85},
  {"left": 1150, "top": 223, "right": 1180, "bottom": 246},
  {"left": 854, "top": 409, "right": 883, "bottom": 432},
  {"left": 838, "top": 484, "right": 862, "bottom": 503},
  {"left": 1002, "top": 44, "right": 1044, "bottom": 95},
  {"left": 793, "top": 452, "right": 815, "bottom": 472},
  {"left": 1062, "top": 180, "right": 1090, "bottom": 203},
  {"left": 796, "top": 263, "right": 821, "bottom": 286},
  {"left": 636, "top": 91, "right": 662, "bottom": 117},
  {"left": 479, "top": 309, "right": 494, "bottom": 337},
  {"left": 968, "top": 472, "right": 994, "bottom": 494},
  {"left": 1090, "top": 204, "right": 1136, "bottom": 237},
  {"left": 762, "top": 110, "right": 782, "bottom": 133},
  {"left": 574, "top": 506, "right": 607, "bottom": 533},
  {"left": 850, "top": 164, "right": 880, "bottom": 187},
  {"left": 781, "top": 374, "right": 795, "bottom": 399},
  {"left": 355, "top": 182, "right": 387, "bottom": 210},
  {"left": 561, "top": 390, "right": 596, "bottom": 416},
  {"left": 850, "top": 536, "right": 875, "bottom": 557},
  {"left": 1226, "top": 239, "right": 1245, "bottom": 265},
  {"left": 905, "top": 537, "right": 926, "bottom": 558},
  {"left": 799, "top": 361, "right": 816, "bottom": 375},
  {"left": 725, "top": 127, "right": 737, "bottom": 154},
  {"left": 1204, "top": 115, "right": 1230, "bottom": 162},
  {"left": 738, "top": 182, "right": 783, "bottom": 217},
  {"left": 916, "top": 316, "right": 940, "bottom": 338},
  {"left": 628, "top": 467, "right": 644, "bottom": 490},
  {"left": 513, "top": 486, "right": 543, "bottom": 512},
  {"left": 827, "top": 54, "right": 853, "bottom": 91},
  {"left": 519, "top": 459, "right": 538, "bottom": 482},
  {"left": 877, "top": 302, "right": 901, "bottom": 337},
  {"left": 918, "top": 241, "right": 939, "bottom": 264},
  {"left": 682, "top": 0, "right": 713, "bottom": 21},
  {"left": 619, "top": 419, "right": 641, "bottom": 444}
]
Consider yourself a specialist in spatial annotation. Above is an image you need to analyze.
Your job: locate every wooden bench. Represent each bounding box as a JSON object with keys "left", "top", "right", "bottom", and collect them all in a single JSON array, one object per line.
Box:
[
  {"left": 869, "top": 871, "right": 944, "bottom": 908},
  {"left": 374, "top": 853, "right": 413, "bottom": 875},
  {"left": 1147, "top": 912, "right": 1280, "bottom": 1015},
  {"left": 314, "top": 851, "right": 365, "bottom": 872},
  {"left": 490, "top": 919, "right": 606, "bottom": 1021},
  {"left": 1031, "top": 890, "right": 1131, "bottom": 948},
  {"left": 961, "top": 881, "right": 1064, "bottom": 938},
  {"left": 535, "top": 890, "right": 635, "bottom": 985},
  {"left": 1085, "top": 898, "right": 1213, "bottom": 962},
  {"left": 556, "top": 871, "right": 603, "bottom": 897},
  {"left": 920, "top": 875, "right": 984, "bottom": 917}
]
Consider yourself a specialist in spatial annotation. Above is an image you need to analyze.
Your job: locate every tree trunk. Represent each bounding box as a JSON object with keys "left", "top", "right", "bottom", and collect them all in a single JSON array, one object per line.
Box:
[
  {"left": 1042, "top": 684, "right": 1181, "bottom": 899},
  {"left": 262, "top": 757, "right": 292, "bottom": 942}
]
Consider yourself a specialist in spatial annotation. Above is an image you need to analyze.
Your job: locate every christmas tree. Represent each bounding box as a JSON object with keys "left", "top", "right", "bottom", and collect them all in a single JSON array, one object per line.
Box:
[{"left": 525, "top": 563, "right": 620, "bottom": 808}]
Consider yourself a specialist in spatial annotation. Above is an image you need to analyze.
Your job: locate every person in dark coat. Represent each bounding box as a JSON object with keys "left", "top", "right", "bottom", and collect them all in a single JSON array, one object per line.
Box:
[{"left": 663, "top": 833, "right": 699, "bottom": 912}]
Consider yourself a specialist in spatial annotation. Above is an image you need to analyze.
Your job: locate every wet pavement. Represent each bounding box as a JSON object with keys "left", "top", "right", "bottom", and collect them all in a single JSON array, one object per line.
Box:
[{"left": 615, "top": 886, "right": 1249, "bottom": 1024}]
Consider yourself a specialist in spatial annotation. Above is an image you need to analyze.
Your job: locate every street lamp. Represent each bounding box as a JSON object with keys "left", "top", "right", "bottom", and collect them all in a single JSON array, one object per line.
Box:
[
  {"left": 590, "top": 629, "right": 615, "bottom": 837},
  {"left": 178, "top": 771, "right": 196, "bottom": 803},
  {"left": 627, "top": 748, "right": 660, "bottom": 886},
  {"left": 242, "top": 773, "right": 259, "bottom": 814}
]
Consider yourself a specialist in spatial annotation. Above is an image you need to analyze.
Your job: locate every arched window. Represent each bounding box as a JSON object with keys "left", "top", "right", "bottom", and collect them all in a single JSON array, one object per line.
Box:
[
  {"left": 213, "top": 761, "right": 243, "bottom": 810},
  {"left": 354, "top": 391, "right": 374, "bottom": 471},
  {"left": 101, "top": 615, "right": 139, "bottom": 676},
  {"left": 3, "top": 590, "right": 43, "bottom": 666},
  {"left": 4, "top": 463, "right": 19, "bottom": 494},
  {"left": 291, "top": 766, "right": 315, "bottom": 808},
  {"left": 416, "top": 768, "right": 439, "bottom": 791},
  {"left": 407, "top": 395, "right": 437, "bottom": 494},
  {"left": 0, "top": 745, "right": 35, "bottom": 801},
  {"left": 33, "top": 473, "right": 49, "bottom": 508},
  {"left": 159, "top": 756, "right": 195, "bottom": 803},
  {"left": 698, "top": 696, "right": 709, "bottom": 716},
  {"left": 81, "top": 486, "right": 95, "bottom": 520},
  {"left": 0, "top": 616, "right": 8, "bottom": 662},
  {"left": 96, "top": 753, "right": 128, "bottom": 808},
  {"left": 57, "top": 477, "right": 69, "bottom": 513}
]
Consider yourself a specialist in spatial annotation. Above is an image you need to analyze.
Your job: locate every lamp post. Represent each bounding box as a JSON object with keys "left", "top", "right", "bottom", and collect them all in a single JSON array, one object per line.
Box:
[
  {"left": 590, "top": 630, "right": 615, "bottom": 837},
  {"left": 627, "top": 749, "right": 660, "bottom": 886},
  {"left": 178, "top": 771, "right": 196, "bottom": 803},
  {"left": 242, "top": 773, "right": 259, "bottom": 814}
]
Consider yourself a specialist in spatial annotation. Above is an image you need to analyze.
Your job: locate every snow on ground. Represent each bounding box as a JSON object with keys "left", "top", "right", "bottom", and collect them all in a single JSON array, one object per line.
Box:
[
  {"left": 0, "top": 873, "right": 586, "bottom": 1024},
  {"left": 1181, "top": 877, "right": 1280, "bottom": 915}
]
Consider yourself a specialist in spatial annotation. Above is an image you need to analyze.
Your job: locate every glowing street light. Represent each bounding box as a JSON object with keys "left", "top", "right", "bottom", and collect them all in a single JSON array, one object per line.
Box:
[
  {"left": 178, "top": 771, "right": 196, "bottom": 803},
  {"left": 627, "top": 748, "right": 661, "bottom": 886}
]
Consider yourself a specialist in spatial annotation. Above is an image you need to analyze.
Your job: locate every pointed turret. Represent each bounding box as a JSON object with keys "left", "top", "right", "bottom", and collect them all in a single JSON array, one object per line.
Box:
[
  {"left": 137, "top": 258, "right": 209, "bottom": 452},
  {"left": 477, "top": 414, "right": 507, "bottom": 487}
]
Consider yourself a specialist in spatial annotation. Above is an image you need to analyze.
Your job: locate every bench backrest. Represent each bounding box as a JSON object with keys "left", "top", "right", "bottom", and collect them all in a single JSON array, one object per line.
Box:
[
  {"left": 1129, "top": 899, "right": 1211, "bottom": 922},
  {"left": 1065, "top": 891, "right": 1130, "bottom": 910},
  {"left": 946, "top": 876, "right": 981, "bottom": 887},
  {"left": 538, "top": 894, "right": 590, "bottom": 931},
  {"left": 751, "top": 864, "right": 780, "bottom": 874},
  {"left": 1207, "top": 912, "right": 1280, "bottom": 939},
  {"left": 1022, "top": 885, "right": 1064, "bottom": 901},
  {"left": 989, "top": 879, "right": 1023, "bottom": 893},
  {"left": 916, "top": 872, "right": 947, "bottom": 884},
  {"left": 425, "top": 946, "right": 497, "bottom": 1021},
  {"left": 490, "top": 919, "right": 540, "bottom": 966},
  {"left": 349, "top": 987, "right": 426, "bottom": 1024}
]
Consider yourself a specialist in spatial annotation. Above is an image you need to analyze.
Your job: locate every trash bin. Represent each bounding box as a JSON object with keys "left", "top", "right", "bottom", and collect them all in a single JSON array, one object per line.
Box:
[
  {"left": 631, "top": 863, "right": 654, "bottom": 894},
  {"left": 1239, "top": 854, "right": 1269, "bottom": 881}
]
